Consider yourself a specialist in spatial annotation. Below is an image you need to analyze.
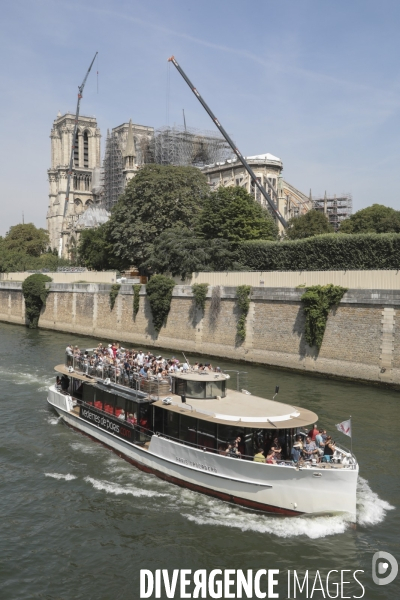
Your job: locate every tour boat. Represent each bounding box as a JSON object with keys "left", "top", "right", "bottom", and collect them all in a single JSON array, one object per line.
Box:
[{"left": 48, "top": 355, "right": 358, "bottom": 519}]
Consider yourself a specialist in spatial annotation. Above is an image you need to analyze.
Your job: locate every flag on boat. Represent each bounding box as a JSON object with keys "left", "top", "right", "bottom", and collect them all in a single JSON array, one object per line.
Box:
[{"left": 335, "top": 419, "right": 352, "bottom": 437}]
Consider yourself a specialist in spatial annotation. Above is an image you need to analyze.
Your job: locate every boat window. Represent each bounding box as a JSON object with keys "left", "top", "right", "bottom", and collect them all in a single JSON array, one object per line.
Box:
[
  {"left": 164, "top": 411, "right": 180, "bottom": 439},
  {"left": 126, "top": 400, "right": 138, "bottom": 425},
  {"left": 185, "top": 380, "right": 206, "bottom": 398},
  {"left": 198, "top": 419, "right": 216, "bottom": 450},
  {"left": 71, "top": 378, "right": 83, "bottom": 399},
  {"left": 205, "top": 380, "right": 226, "bottom": 398},
  {"left": 217, "top": 424, "right": 241, "bottom": 444},
  {"left": 174, "top": 379, "right": 186, "bottom": 397},
  {"left": 115, "top": 395, "right": 126, "bottom": 420},
  {"left": 96, "top": 388, "right": 114, "bottom": 414},
  {"left": 153, "top": 406, "right": 163, "bottom": 434},
  {"left": 180, "top": 414, "right": 197, "bottom": 445},
  {"left": 82, "top": 384, "right": 95, "bottom": 405}
]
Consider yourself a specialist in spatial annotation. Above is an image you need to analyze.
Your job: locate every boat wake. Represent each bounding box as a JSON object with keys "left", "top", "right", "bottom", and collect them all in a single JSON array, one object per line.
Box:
[
  {"left": 0, "top": 366, "right": 53, "bottom": 388},
  {"left": 84, "top": 476, "right": 171, "bottom": 498},
  {"left": 180, "top": 477, "right": 394, "bottom": 539},
  {"left": 45, "top": 472, "right": 77, "bottom": 481}
]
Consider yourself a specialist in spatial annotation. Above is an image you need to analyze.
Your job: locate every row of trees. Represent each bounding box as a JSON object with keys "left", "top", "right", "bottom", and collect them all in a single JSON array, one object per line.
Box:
[
  {"left": 78, "top": 165, "right": 278, "bottom": 279},
  {"left": 77, "top": 163, "right": 400, "bottom": 278}
]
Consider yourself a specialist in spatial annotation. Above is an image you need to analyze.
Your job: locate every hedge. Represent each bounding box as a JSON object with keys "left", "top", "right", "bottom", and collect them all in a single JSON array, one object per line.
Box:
[{"left": 236, "top": 233, "right": 400, "bottom": 271}]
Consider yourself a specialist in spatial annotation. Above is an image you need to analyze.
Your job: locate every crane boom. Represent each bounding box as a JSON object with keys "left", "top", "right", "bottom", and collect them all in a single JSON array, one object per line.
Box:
[
  {"left": 167, "top": 56, "right": 288, "bottom": 228},
  {"left": 59, "top": 51, "right": 98, "bottom": 257}
]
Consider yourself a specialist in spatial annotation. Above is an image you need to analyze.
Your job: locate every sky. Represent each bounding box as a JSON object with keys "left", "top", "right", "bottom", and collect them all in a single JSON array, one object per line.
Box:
[{"left": 1, "top": 0, "right": 400, "bottom": 236}]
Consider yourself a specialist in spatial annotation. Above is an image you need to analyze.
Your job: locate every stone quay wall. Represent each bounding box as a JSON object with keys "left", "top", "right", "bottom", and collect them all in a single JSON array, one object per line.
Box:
[{"left": 1, "top": 281, "right": 400, "bottom": 386}]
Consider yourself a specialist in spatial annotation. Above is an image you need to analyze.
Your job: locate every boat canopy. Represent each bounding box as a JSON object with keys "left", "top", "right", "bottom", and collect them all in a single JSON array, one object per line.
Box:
[{"left": 154, "top": 391, "right": 318, "bottom": 430}]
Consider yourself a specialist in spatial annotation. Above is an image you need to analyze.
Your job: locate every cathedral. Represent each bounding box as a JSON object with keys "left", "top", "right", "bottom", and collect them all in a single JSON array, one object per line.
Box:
[{"left": 47, "top": 112, "right": 107, "bottom": 257}]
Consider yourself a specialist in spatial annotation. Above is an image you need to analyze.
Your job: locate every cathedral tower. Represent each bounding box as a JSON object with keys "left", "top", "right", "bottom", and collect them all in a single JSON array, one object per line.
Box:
[{"left": 47, "top": 112, "right": 101, "bottom": 255}]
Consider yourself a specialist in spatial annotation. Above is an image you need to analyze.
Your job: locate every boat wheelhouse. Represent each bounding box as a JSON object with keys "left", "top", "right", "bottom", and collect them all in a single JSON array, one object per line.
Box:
[{"left": 48, "top": 353, "right": 358, "bottom": 519}]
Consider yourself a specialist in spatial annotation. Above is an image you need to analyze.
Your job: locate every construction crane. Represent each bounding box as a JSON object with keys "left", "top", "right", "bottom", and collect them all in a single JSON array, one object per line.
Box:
[
  {"left": 58, "top": 52, "right": 98, "bottom": 257},
  {"left": 167, "top": 56, "right": 288, "bottom": 229}
]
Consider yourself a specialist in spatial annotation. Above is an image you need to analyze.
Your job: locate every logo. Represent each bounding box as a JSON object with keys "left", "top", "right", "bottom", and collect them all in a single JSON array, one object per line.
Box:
[{"left": 372, "top": 551, "right": 398, "bottom": 586}]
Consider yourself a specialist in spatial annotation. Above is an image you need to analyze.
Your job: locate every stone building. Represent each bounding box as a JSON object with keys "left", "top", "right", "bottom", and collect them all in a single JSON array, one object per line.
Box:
[
  {"left": 201, "top": 153, "right": 312, "bottom": 232},
  {"left": 46, "top": 112, "right": 102, "bottom": 256},
  {"left": 103, "top": 119, "right": 154, "bottom": 211}
]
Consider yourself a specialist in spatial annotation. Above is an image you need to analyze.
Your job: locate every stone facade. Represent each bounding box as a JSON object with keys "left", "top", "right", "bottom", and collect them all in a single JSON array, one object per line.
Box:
[
  {"left": 2, "top": 283, "right": 400, "bottom": 386},
  {"left": 47, "top": 112, "right": 102, "bottom": 257},
  {"left": 200, "top": 154, "right": 312, "bottom": 232}
]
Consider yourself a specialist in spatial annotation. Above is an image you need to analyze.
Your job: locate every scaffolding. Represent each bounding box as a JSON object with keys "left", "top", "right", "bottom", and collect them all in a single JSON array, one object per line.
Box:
[
  {"left": 313, "top": 192, "right": 352, "bottom": 230},
  {"left": 149, "top": 125, "right": 233, "bottom": 167},
  {"left": 103, "top": 130, "right": 125, "bottom": 211}
]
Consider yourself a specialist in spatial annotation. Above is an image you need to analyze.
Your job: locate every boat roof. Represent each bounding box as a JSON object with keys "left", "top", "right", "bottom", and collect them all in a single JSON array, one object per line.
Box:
[
  {"left": 153, "top": 390, "right": 318, "bottom": 429},
  {"left": 174, "top": 371, "right": 229, "bottom": 382},
  {"left": 55, "top": 364, "right": 97, "bottom": 384}
]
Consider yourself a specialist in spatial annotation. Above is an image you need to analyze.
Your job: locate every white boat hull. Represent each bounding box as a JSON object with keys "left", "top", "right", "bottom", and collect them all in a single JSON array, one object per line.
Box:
[{"left": 47, "top": 387, "right": 358, "bottom": 520}]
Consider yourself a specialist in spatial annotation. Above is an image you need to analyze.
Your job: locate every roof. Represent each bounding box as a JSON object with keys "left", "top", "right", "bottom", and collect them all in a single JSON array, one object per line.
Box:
[
  {"left": 246, "top": 152, "right": 281, "bottom": 162},
  {"left": 55, "top": 364, "right": 96, "bottom": 384},
  {"left": 153, "top": 389, "right": 318, "bottom": 429},
  {"left": 174, "top": 371, "right": 229, "bottom": 383}
]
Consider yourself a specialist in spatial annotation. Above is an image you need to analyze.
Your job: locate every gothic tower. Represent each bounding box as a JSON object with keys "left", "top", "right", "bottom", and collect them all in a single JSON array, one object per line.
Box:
[{"left": 46, "top": 112, "right": 101, "bottom": 255}]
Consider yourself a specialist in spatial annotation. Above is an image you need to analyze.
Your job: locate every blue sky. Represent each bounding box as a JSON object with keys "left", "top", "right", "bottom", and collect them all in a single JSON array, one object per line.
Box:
[{"left": 1, "top": 0, "right": 400, "bottom": 235}]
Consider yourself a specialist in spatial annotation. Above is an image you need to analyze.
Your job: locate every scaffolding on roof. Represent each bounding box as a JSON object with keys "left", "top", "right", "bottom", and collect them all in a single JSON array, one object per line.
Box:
[
  {"left": 312, "top": 192, "right": 353, "bottom": 230},
  {"left": 149, "top": 125, "right": 233, "bottom": 167}
]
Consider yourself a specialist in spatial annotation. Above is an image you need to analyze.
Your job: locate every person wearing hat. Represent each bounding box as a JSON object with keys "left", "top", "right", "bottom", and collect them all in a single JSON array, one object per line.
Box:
[{"left": 291, "top": 442, "right": 302, "bottom": 463}]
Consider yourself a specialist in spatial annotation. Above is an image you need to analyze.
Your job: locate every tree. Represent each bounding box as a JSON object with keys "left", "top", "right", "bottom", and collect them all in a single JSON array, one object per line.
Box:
[
  {"left": 196, "top": 186, "right": 278, "bottom": 243},
  {"left": 3, "top": 223, "right": 49, "bottom": 256},
  {"left": 285, "top": 210, "right": 334, "bottom": 240},
  {"left": 108, "top": 164, "right": 209, "bottom": 267},
  {"left": 339, "top": 204, "right": 400, "bottom": 234},
  {"left": 77, "top": 224, "right": 121, "bottom": 271},
  {"left": 144, "top": 227, "right": 242, "bottom": 281}
]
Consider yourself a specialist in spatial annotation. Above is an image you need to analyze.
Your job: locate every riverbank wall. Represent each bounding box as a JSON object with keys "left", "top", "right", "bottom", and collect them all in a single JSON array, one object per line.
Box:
[{"left": 1, "top": 280, "right": 400, "bottom": 386}]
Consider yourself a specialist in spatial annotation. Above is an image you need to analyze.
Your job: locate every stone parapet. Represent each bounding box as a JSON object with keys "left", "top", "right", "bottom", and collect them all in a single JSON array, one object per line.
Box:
[{"left": 1, "top": 283, "right": 400, "bottom": 386}]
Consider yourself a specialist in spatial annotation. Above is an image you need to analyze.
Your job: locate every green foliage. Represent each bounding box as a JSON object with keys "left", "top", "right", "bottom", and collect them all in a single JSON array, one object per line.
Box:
[
  {"left": 109, "top": 284, "right": 121, "bottom": 310},
  {"left": 22, "top": 274, "right": 52, "bottom": 328},
  {"left": 145, "top": 227, "right": 242, "bottom": 280},
  {"left": 340, "top": 204, "right": 400, "bottom": 234},
  {"left": 237, "top": 233, "right": 400, "bottom": 271},
  {"left": 301, "top": 285, "right": 347, "bottom": 349},
  {"left": 191, "top": 283, "right": 208, "bottom": 312},
  {"left": 109, "top": 164, "right": 209, "bottom": 268},
  {"left": 133, "top": 284, "right": 141, "bottom": 319},
  {"left": 3, "top": 223, "right": 49, "bottom": 257},
  {"left": 285, "top": 210, "right": 334, "bottom": 240},
  {"left": 236, "top": 285, "right": 251, "bottom": 342},
  {"left": 196, "top": 186, "right": 278, "bottom": 244},
  {"left": 146, "top": 274, "right": 176, "bottom": 334},
  {"left": 77, "top": 224, "right": 121, "bottom": 270}
]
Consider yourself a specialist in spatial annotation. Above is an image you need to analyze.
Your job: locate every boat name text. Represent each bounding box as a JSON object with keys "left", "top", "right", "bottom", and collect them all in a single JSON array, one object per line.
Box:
[{"left": 176, "top": 456, "right": 217, "bottom": 473}]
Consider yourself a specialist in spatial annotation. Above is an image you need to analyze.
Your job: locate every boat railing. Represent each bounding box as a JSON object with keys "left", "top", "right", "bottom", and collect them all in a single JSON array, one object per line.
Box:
[{"left": 65, "top": 354, "right": 172, "bottom": 400}]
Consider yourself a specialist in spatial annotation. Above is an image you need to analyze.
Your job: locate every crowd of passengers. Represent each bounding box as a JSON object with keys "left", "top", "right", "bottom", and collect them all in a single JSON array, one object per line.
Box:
[
  {"left": 66, "top": 342, "right": 222, "bottom": 381},
  {"left": 253, "top": 424, "right": 337, "bottom": 465}
]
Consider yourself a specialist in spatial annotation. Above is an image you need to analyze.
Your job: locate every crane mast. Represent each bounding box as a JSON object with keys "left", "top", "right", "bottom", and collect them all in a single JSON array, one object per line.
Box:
[
  {"left": 167, "top": 56, "right": 288, "bottom": 229},
  {"left": 58, "top": 51, "right": 98, "bottom": 258}
]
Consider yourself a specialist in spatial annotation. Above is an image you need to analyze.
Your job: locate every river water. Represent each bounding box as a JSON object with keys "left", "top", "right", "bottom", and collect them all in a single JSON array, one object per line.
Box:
[{"left": 0, "top": 321, "right": 399, "bottom": 599}]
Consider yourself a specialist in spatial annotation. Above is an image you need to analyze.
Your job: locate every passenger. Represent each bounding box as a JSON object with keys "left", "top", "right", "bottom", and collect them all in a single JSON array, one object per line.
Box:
[
  {"left": 56, "top": 376, "right": 61, "bottom": 388},
  {"left": 291, "top": 442, "right": 302, "bottom": 463},
  {"left": 118, "top": 409, "right": 125, "bottom": 421},
  {"left": 253, "top": 448, "right": 265, "bottom": 463},
  {"left": 271, "top": 437, "right": 282, "bottom": 461},
  {"left": 304, "top": 436, "right": 319, "bottom": 460},
  {"left": 315, "top": 429, "right": 325, "bottom": 457},
  {"left": 322, "top": 436, "right": 336, "bottom": 462},
  {"left": 265, "top": 450, "right": 276, "bottom": 464},
  {"left": 60, "top": 374, "right": 70, "bottom": 392},
  {"left": 308, "top": 424, "right": 319, "bottom": 441},
  {"left": 294, "top": 434, "right": 304, "bottom": 450},
  {"left": 65, "top": 344, "right": 73, "bottom": 356}
]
